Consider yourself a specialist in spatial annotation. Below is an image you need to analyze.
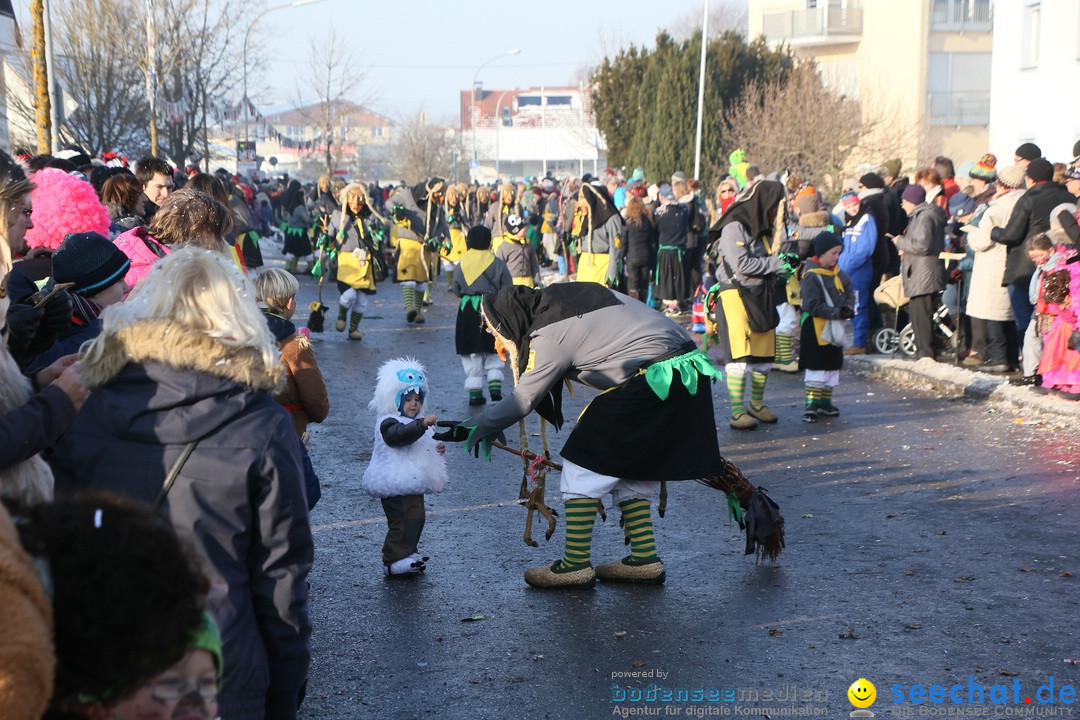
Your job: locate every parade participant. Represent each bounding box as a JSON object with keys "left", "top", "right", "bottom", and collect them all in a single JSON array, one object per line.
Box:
[
  {"left": 708, "top": 180, "right": 786, "bottom": 430},
  {"left": 436, "top": 284, "right": 783, "bottom": 588},
  {"left": 361, "top": 358, "right": 447, "bottom": 577},
  {"left": 799, "top": 233, "right": 856, "bottom": 422},
  {"left": 281, "top": 179, "right": 314, "bottom": 274},
  {"left": 495, "top": 214, "right": 541, "bottom": 288},
  {"left": 386, "top": 178, "right": 447, "bottom": 324},
  {"left": 255, "top": 268, "right": 329, "bottom": 508},
  {"left": 49, "top": 248, "right": 313, "bottom": 720},
  {"left": 471, "top": 184, "right": 491, "bottom": 227},
  {"left": 441, "top": 183, "right": 470, "bottom": 290},
  {"left": 328, "top": 183, "right": 382, "bottom": 340},
  {"left": 653, "top": 183, "right": 692, "bottom": 315},
  {"left": 484, "top": 183, "right": 522, "bottom": 238},
  {"left": 622, "top": 195, "right": 657, "bottom": 302},
  {"left": 575, "top": 182, "right": 624, "bottom": 286},
  {"left": 314, "top": 175, "right": 338, "bottom": 220},
  {"left": 451, "top": 226, "right": 512, "bottom": 406},
  {"left": 540, "top": 179, "right": 562, "bottom": 274}
]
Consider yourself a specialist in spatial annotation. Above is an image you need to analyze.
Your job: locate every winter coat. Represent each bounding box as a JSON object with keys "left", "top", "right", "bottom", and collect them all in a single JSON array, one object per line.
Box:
[
  {"left": 792, "top": 211, "right": 836, "bottom": 259},
  {"left": 800, "top": 259, "right": 855, "bottom": 322},
  {"left": 623, "top": 215, "right": 657, "bottom": 266},
  {"left": 114, "top": 226, "right": 168, "bottom": 290},
  {"left": 49, "top": 320, "right": 312, "bottom": 720},
  {"left": 264, "top": 313, "right": 330, "bottom": 436},
  {"left": 714, "top": 221, "right": 781, "bottom": 289},
  {"left": 495, "top": 235, "right": 540, "bottom": 285},
  {"left": 885, "top": 179, "right": 910, "bottom": 236},
  {"left": 0, "top": 503, "right": 53, "bottom": 720},
  {"left": 965, "top": 188, "right": 1022, "bottom": 322},
  {"left": 991, "top": 181, "right": 1075, "bottom": 285},
  {"left": 858, "top": 189, "right": 894, "bottom": 274},
  {"left": 0, "top": 383, "right": 75, "bottom": 472},
  {"left": 895, "top": 203, "right": 947, "bottom": 297},
  {"left": 838, "top": 212, "right": 877, "bottom": 282},
  {"left": 655, "top": 202, "right": 691, "bottom": 250}
]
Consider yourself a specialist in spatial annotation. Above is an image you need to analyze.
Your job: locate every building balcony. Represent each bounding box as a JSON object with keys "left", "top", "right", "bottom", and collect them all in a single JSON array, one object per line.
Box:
[
  {"left": 930, "top": 0, "right": 992, "bottom": 33},
  {"left": 928, "top": 91, "right": 990, "bottom": 127},
  {"left": 761, "top": 5, "right": 862, "bottom": 47}
]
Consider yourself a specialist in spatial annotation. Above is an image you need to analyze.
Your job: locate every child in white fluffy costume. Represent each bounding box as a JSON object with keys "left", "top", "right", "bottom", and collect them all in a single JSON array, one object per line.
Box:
[{"left": 360, "top": 358, "right": 447, "bottom": 577}]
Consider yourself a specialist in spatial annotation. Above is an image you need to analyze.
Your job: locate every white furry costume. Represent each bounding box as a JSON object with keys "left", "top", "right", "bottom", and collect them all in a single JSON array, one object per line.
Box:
[{"left": 360, "top": 358, "right": 447, "bottom": 498}]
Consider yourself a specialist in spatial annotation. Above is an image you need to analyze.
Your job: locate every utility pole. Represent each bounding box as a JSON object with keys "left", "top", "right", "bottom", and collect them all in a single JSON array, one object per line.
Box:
[
  {"left": 29, "top": 0, "right": 50, "bottom": 154},
  {"left": 693, "top": 0, "right": 709, "bottom": 181}
]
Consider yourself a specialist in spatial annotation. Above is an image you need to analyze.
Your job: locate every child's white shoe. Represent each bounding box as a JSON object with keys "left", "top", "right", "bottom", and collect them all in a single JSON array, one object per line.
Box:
[
  {"left": 409, "top": 552, "right": 429, "bottom": 563},
  {"left": 386, "top": 557, "right": 425, "bottom": 577}
]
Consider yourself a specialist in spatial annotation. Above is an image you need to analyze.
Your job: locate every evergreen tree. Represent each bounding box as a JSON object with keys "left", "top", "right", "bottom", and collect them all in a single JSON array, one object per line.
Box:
[{"left": 590, "top": 30, "right": 793, "bottom": 182}]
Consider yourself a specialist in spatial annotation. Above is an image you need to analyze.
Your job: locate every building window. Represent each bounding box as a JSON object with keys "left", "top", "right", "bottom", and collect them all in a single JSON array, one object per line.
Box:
[
  {"left": 546, "top": 95, "right": 572, "bottom": 106},
  {"left": 517, "top": 95, "right": 542, "bottom": 107},
  {"left": 927, "top": 52, "right": 991, "bottom": 126},
  {"left": 1022, "top": 2, "right": 1040, "bottom": 69},
  {"left": 930, "top": 0, "right": 992, "bottom": 32},
  {"left": 371, "top": 126, "right": 383, "bottom": 138},
  {"left": 501, "top": 107, "right": 512, "bottom": 126}
]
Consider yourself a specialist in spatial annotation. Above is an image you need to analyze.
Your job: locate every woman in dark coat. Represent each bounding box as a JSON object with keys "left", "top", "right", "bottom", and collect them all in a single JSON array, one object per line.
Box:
[{"left": 50, "top": 247, "right": 313, "bottom": 720}]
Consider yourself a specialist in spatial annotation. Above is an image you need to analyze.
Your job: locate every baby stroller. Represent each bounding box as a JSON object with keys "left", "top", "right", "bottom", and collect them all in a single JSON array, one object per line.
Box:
[{"left": 872, "top": 275, "right": 957, "bottom": 357}]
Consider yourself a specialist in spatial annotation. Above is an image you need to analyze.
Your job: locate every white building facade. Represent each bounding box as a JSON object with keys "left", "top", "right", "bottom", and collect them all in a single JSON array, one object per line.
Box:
[{"left": 988, "top": 0, "right": 1080, "bottom": 162}]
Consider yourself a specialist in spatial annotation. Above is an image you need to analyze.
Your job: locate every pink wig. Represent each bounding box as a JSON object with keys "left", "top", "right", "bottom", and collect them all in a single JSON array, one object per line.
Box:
[{"left": 24, "top": 168, "right": 111, "bottom": 251}]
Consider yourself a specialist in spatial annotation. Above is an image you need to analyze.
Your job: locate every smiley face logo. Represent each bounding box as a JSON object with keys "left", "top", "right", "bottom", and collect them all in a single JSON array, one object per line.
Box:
[{"left": 848, "top": 678, "right": 877, "bottom": 709}]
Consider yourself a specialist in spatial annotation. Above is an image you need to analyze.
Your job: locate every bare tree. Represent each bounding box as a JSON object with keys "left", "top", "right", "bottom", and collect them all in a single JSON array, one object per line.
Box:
[
  {"left": 725, "top": 65, "right": 866, "bottom": 198},
  {"left": 390, "top": 108, "right": 465, "bottom": 185},
  {"left": 49, "top": 0, "right": 149, "bottom": 155},
  {"left": 670, "top": 0, "right": 749, "bottom": 39},
  {"left": 294, "top": 29, "right": 365, "bottom": 176},
  {"left": 160, "top": 0, "right": 258, "bottom": 168}
]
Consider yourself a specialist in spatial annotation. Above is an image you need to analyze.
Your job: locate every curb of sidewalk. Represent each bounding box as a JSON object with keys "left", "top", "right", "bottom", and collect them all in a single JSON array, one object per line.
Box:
[{"left": 844, "top": 355, "right": 1080, "bottom": 429}]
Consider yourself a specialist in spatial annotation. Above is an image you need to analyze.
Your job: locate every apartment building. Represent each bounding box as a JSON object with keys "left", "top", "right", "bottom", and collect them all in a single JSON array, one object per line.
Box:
[
  {"left": 460, "top": 85, "right": 606, "bottom": 183},
  {"left": 749, "top": 0, "right": 992, "bottom": 173},
  {"left": 988, "top": 0, "right": 1080, "bottom": 162}
]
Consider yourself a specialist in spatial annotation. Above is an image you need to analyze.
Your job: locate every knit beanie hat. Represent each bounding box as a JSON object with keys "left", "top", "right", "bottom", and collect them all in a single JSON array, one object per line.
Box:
[
  {"left": 812, "top": 231, "right": 843, "bottom": 258},
  {"left": 1015, "top": 142, "right": 1042, "bottom": 162},
  {"left": 859, "top": 172, "right": 885, "bottom": 190},
  {"left": 997, "top": 165, "right": 1025, "bottom": 189},
  {"left": 796, "top": 193, "right": 820, "bottom": 215},
  {"left": 882, "top": 158, "right": 902, "bottom": 180},
  {"left": 52, "top": 231, "right": 130, "bottom": 296},
  {"left": 466, "top": 225, "right": 492, "bottom": 250},
  {"left": 1026, "top": 158, "right": 1054, "bottom": 183},
  {"left": 658, "top": 183, "right": 676, "bottom": 202},
  {"left": 901, "top": 184, "right": 926, "bottom": 205},
  {"left": 505, "top": 214, "right": 527, "bottom": 234},
  {"left": 192, "top": 611, "right": 224, "bottom": 680},
  {"left": 1066, "top": 163, "right": 1080, "bottom": 181},
  {"left": 969, "top": 153, "right": 998, "bottom": 181}
]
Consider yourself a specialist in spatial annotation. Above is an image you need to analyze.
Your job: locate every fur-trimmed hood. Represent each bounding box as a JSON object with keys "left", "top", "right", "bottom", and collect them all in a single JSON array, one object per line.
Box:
[
  {"left": 81, "top": 319, "right": 282, "bottom": 393},
  {"left": 798, "top": 210, "right": 833, "bottom": 228}
]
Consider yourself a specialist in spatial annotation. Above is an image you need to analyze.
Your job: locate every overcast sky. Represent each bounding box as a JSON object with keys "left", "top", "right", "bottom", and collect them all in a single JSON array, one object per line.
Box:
[{"left": 14, "top": 1, "right": 747, "bottom": 124}]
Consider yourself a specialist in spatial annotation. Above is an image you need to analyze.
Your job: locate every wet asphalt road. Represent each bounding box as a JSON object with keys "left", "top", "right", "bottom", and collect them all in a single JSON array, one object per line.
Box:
[{"left": 284, "top": 260, "right": 1080, "bottom": 720}]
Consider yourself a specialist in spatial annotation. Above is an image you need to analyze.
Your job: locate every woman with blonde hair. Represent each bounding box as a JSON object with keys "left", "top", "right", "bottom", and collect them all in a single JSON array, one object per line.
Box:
[
  {"left": 50, "top": 247, "right": 313, "bottom": 720},
  {"left": 0, "top": 149, "right": 85, "bottom": 506},
  {"left": 113, "top": 187, "right": 233, "bottom": 289}
]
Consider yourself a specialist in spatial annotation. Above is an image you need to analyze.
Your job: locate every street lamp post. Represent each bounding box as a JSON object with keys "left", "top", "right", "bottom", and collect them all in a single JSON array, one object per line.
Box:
[
  {"left": 471, "top": 48, "right": 520, "bottom": 177},
  {"left": 242, "top": 0, "right": 326, "bottom": 168}
]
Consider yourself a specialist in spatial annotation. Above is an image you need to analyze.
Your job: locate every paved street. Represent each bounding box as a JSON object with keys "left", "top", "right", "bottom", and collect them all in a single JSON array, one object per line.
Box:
[{"left": 287, "top": 262, "right": 1080, "bottom": 720}]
